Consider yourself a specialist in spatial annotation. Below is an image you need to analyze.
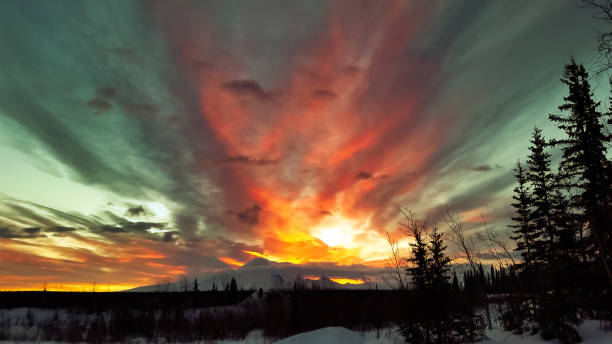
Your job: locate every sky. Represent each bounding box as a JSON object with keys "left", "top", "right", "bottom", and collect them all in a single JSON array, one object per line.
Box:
[{"left": 0, "top": 0, "right": 610, "bottom": 291}]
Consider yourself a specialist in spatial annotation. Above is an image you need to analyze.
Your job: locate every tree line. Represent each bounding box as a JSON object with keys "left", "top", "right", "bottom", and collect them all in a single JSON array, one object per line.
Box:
[
  {"left": 396, "top": 57, "right": 611, "bottom": 344},
  {"left": 502, "top": 57, "right": 611, "bottom": 343}
]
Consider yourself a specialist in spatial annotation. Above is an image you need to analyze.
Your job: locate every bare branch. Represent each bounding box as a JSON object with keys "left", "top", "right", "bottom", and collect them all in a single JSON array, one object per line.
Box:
[
  {"left": 481, "top": 215, "right": 517, "bottom": 268},
  {"left": 384, "top": 231, "right": 406, "bottom": 290},
  {"left": 444, "top": 208, "right": 479, "bottom": 273}
]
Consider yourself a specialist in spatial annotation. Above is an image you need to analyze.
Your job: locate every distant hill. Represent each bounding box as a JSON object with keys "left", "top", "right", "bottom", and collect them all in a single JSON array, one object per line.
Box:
[{"left": 128, "top": 257, "right": 382, "bottom": 292}]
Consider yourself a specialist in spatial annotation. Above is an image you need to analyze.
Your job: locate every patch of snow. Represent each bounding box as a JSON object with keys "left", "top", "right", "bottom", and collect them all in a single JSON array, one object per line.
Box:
[
  {"left": 272, "top": 321, "right": 612, "bottom": 344},
  {"left": 274, "top": 327, "right": 365, "bottom": 344}
]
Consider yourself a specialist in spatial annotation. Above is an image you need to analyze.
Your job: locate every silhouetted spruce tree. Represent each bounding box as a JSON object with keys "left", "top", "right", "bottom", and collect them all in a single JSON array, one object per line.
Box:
[
  {"left": 407, "top": 227, "right": 429, "bottom": 291},
  {"left": 489, "top": 266, "right": 496, "bottom": 293},
  {"left": 506, "top": 160, "right": 542, "bottom": 334},
  {"left": 477, "top": 263, "right": 486, "bottom": 292},
  {"left": 400, "top": 217, "right": 484, "bottom": 343},
  {"left": 452, "top": 271, "right": 460, "bottom": 293},
  {"left": 550, "top": 173, "right": 583, "bottom": 261},
  {"left": 526, "top": 127, "right": 582, "bottom": 343},
  {"left": 526, "top": 127, "right": 557, "bottom": 264},
  {"left": 427, "top": 225, "right": 451, "bottom": 292},
  {"left": 230, "top": 277, "right": 238, "bottom": 294},
  {"left": 193, "top": 278, "right": 199, "bottom": 293},
  {"left": 509, "top": 161, "right": 537, "bottom": 269},
  {"left": 549, "top": 58, "right": 612, "bottom": 286}
]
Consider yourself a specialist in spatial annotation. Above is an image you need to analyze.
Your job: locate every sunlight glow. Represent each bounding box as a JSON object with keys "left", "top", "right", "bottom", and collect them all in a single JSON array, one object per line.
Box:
[
  {"left": 312, "top": 214, "right": 361, "bottom": 247},
  {"left": 329, "top": 277, "right": 365, "bottom": 285}
]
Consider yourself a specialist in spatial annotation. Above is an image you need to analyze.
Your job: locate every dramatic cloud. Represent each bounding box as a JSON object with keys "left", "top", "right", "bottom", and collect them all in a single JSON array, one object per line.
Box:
[{"left": 0, "top": 0, "right": 606, "bottom": 290}]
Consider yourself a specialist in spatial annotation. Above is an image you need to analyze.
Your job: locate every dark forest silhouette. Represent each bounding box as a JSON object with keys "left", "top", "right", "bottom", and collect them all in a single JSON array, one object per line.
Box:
[{"left": 498, "top": 57, "right": 611, "bottom": 343}]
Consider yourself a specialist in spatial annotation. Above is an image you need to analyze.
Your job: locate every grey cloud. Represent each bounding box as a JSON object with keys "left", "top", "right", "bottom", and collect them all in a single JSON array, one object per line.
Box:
[
  {"left": 236, "top": 205, "right": 261, "bottom": 226},
  {"left": 220, "top": 155, "right": 278, "bottom": 165},
  {"left": 162, "top": 231, "right": 179, "bottom": 243},
  {"left": 5, "top": 204, "right": 59, "bottom": 227},
  {"left": 99, "top": 225, "right": 124, "bottom": 233},
  {"left": 312, "top": 89, "right": 337, "bottom": 99},
  {"left": 98, "top": 221, "right": 165, "bottom": 234},
  {"left": 125, "top": 205, "right": 148, "bottom": 217},
  {"left": 121, "top": 221, "right": 166, "bottom": 232},
  {"left": 356, "top": 171, "right": 373, "bottom": 180},
  {"left": 222, "top": 80, "right": 271, "bottom": 101},
  {"left": 470, "top": 165, "right": 493, "bottom": 172},
  {"left": 86, "top": 97, "right": 112, "bottom": 112},
  {"left": 46, "top": 226, "right": 76, "bottom": 233},
  {"left": 0, "top": 227, "right": 44, "bottom": 239},
  {"left": 23, "top": 227, "right": 42, "bottom": 235}
]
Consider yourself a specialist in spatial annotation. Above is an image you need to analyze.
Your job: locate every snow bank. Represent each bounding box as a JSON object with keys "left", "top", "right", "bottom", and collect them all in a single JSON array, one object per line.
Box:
[
  {"left": 274, "top": 327, "right": 365, "bottom": 344},
  {"left": 482, "top": 320, "right": 611, "bottom": 343},
  {"left": 273, "top": 327, "right": 404, "bottom": 344},
  {"left": 272, "top": 321, "right": 612, "bottom": 344}
]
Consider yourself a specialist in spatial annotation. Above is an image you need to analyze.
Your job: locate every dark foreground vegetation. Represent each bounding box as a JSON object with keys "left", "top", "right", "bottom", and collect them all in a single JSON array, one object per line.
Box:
[
  {"left": 0, "top": 290, "right": 254, "bottom": 310},
  {"left": 0, "top": 289, "right": 418, "bottom": 342},
  {"left": 496, "top": 54, "right": 612, "bottom": 343}
]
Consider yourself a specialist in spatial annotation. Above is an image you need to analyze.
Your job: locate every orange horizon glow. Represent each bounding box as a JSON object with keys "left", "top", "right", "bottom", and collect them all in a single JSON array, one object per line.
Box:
[
  {"left": 329, "top": 277, "right": 365, "bottom": 285},
  {"left": 0, "top": 283, "right": 141, "bottom": 292}
]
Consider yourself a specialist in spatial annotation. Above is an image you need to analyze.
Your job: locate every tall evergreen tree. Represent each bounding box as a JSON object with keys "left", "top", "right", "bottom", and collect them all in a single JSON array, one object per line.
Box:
[
  {"left": 452, "top": 271, "right": 460, "bottom": 292},
  {"left": 509, "top": 161, "right": 536, "bottom": 268},
  {"left": 526, "top": 127, "right": 556, "bottom": 263},
  {"left": 193, "top": 278, "right": 199, "bottom": 293},
  {"left": 408, "top": 227, "right": 430, "bottom": 291},
  {"left": 549, "top": 58, "right": 612, "bottom": 286},
  {"left": 427, "top": 225, "right": 451, "bottom": 292},
  {"left": 230, "top": 277, "right": 238, "bottom": 294},
  {"left": 401, "top": 216, "right": 484, "bottom": 343}
]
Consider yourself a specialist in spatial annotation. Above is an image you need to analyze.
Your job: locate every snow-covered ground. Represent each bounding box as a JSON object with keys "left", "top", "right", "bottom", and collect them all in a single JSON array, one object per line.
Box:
[
  {"left": 0, "top": 307, "right": 609, "bottom": 343},
  {"left": 274, "top": 327, "right": 402, "bottom": 344},
  {"left": 272, "top": 321, "right": 611, "bottom": 344}
]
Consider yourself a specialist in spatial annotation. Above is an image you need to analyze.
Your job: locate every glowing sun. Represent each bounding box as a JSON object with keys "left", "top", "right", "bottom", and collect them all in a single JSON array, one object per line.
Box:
[{"left": 313, "top": 215, "right": 360, "bottom": 247}]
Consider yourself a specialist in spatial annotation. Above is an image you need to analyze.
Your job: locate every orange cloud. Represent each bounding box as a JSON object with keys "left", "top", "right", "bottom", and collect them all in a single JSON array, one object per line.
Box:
[{"left": 218, "top": 256, "right": 245, "bottom": 267}]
